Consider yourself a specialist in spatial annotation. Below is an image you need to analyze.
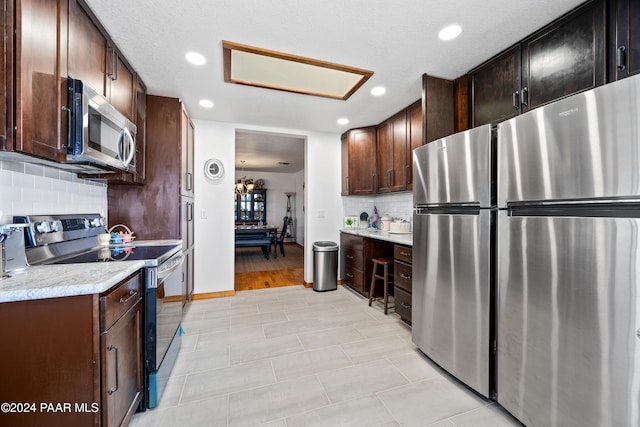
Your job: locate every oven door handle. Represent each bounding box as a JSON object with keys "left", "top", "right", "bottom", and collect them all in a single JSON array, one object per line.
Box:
[{"left": 158, "top": 253, "right": 184, "bottom": 281}]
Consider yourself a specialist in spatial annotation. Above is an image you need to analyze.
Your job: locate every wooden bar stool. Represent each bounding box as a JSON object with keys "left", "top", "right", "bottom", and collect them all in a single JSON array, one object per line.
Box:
[{"left": 368, "top": 257, "right": 395, "bottom": 314}]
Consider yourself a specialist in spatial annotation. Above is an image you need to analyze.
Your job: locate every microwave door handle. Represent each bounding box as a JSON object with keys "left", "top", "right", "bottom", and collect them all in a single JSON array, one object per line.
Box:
[{"left": 120, "top": 128, "right": 135, "bottom": 168}]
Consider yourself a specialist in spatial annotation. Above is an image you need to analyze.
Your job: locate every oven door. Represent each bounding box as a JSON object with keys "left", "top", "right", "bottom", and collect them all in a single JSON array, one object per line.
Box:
[{"left": 146, "top": 251, "right": 184, "bottom": 408}]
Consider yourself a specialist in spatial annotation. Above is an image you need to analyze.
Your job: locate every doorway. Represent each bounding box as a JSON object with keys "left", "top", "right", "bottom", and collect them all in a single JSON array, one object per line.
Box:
[{"left": 233, "top": 129, "right": 305, "bottom": 290}]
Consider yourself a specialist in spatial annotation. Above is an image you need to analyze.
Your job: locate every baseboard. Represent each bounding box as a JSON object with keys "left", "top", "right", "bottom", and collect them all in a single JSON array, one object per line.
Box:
[{"left": 191, "top": 290, "right": 236, "bottom": 300}]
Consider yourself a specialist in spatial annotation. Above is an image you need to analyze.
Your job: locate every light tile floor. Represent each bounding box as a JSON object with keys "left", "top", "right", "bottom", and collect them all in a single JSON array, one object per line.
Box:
[{"left": 130, "top": 286, "right": 522, "bottom": 427}]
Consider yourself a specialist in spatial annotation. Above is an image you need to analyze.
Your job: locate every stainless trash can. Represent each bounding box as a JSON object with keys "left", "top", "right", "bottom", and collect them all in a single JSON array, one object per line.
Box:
[{"left": 312, "top": 241, "right": 338, "bottom": 292}]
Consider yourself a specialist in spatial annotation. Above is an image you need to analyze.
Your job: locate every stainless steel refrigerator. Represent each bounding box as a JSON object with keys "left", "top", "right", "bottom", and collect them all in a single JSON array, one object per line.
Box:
[
  {"left": 412, "top": 123, "right": 495, "bottom": 398},
  {"left": 497, "top": 74, "right": 640, "bottom": 426}
]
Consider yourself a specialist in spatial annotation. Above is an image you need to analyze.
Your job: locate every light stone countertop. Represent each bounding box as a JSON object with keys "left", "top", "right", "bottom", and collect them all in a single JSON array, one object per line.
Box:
[
  {"left": 340, "top": 228, "right": 413, "bottom": 246},
  {"left": 0, "top": 261, "right": 146, "bottom": 303}
]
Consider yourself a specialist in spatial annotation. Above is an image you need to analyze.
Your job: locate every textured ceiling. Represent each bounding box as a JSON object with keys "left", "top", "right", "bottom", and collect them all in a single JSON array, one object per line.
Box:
[{"left": 84, "top": 0, "right": 586, "bottom": 171}]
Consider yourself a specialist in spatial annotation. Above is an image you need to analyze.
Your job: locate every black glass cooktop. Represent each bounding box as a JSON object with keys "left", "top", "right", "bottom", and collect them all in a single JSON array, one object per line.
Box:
[{"left": 52, "top": 244, "right": 180, "bottom": 265}]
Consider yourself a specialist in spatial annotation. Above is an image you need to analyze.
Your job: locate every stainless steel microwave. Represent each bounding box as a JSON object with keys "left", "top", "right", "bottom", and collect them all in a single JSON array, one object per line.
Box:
[{"left": 67, "top": 78, "right": 137, "bottom": 172}]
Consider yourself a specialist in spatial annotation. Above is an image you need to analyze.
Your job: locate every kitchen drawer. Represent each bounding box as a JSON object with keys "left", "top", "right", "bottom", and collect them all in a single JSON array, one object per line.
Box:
[
  {"left": 394, "top": 286, "right": 412, "bottom": 325},
  {"left": 342, "top": 266, "right": 364, "bottom": 294},
  {"left": 341, "top": 233, "right": 364, "bottom": 252},
  {"left": 394, "top": 244, "right": 412, "bottom": 264},
  {"left": 394, "top": 260, "right": 412, "bottom": 293},
  {"left": 342, "top": 246, "right": 364, "bottom": 271},
  {"left": 100, "top": 272, "right": 142, "bottom": 332}
]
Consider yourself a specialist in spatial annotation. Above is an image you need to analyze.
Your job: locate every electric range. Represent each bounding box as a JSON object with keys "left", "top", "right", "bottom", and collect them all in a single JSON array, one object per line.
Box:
[{"left": 14, "top": 213, "right": 185, "bottom": 410}]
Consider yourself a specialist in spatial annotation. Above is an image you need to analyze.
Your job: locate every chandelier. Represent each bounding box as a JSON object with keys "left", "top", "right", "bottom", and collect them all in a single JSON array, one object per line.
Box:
[{"left": 235, "top": 160, "right": 255, "bottom": 196}]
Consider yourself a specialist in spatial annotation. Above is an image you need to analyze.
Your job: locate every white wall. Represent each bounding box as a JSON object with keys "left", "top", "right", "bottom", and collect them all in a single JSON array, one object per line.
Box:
[
  {"left": 194, "top": 119, "right": 341, "bottom": 293},
  {"left": 0, "top": 159, "right": 108, "bottom": 224},
  {"left": 192, "top": 120, "right": 237, "bottom": 294},
  {"left": 303, "top": 132, "right": 343, "bottom": 283}
]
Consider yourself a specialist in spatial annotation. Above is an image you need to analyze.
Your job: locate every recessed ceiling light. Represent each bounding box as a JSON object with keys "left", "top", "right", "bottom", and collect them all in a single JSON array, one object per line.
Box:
[
  {"left": 370, "top": 86, "right": 386, "bottom": 96},
  {"left": 438, "top": 24, "right": 462, "bottom": 41},
  {"left": 337, "top": 118, "right": 349, "bottom": 125},
  {"left": 186, "top": 51, "right": 206, "bottom": 65},
  {"left": 199, "top": 99, "right": 214, "bottom": 108}
]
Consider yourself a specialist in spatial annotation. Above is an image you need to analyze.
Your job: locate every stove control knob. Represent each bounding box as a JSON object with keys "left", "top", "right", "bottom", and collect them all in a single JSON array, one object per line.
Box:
[
  {"left": 35, "top": 221, "right": 51, "bottom": 234},
  {"left": 90, "top": 218, "right": 102, "bottom": 228},
  {"left": 50, "top": 221, "right": 62, "bottom": 232}
]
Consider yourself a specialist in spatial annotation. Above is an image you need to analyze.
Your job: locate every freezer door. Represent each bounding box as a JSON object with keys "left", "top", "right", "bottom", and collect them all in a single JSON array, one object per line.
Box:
[
  {"left": 413, "top": 124, "right": 493, "bottom": 207},
  {"left": 498, "top": 73, "right": 640, "bottom": 207},
  {"left": 412, "top": 209, "right": 492, "bottom": 397},
  {"left": 497, "top": 211, "right": 640, "bottom": 427}
]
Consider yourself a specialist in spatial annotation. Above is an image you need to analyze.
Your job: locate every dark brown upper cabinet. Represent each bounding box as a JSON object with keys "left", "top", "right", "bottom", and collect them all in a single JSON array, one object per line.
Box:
[
  {"left": 341, "top": 127, "right": 377, "bottom": 195},
  {"left": 469, "top": 46, "right": 521, "bottom": 127},
  {"left": 406, "top": 99, "right": 423, "bottom": 190},
  {"left": 377, "top": 111, "right": 407, "bottom": 193},
  {"left": 470, "top": 0, "right": 606, "bottom": 127},
  {"left": 609, "top": 0, "right": 640, "bottom": 81},
  {"left": 68, "top": 0, "right": 136, "bottom": 123},
  {"left": 341, "top": 76, "right": 454, "bottom": 195},
  {"left": 70, "top": 0, "right": 146, "bottom": 183},
  {"left": 9, "top": 0, "right": 69, "bottom": 161}
]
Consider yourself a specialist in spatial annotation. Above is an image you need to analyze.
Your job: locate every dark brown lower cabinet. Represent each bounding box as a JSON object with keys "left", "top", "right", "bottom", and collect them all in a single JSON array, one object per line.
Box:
[
  {"left": 100, "top": 293, "right": 143, "bottom": 427},
  {"left": 0, "top": 271, "right": 143, "bottom": 427},
  {"left": 340, "top": 232, "right": 393, "bottom": 298},
  {"left": 393, "top": 244, "right": 413, "bottom": 325}
]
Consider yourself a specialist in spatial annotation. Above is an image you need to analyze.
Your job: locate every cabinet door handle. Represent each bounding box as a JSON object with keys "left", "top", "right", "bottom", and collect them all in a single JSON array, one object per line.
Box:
[
  {"left": 400, "top": 302, "right": 411, "bottom": 309},
  {"left": 187, "top": 172, "right": 193, "bottom": 191},
  {"left": 406, "top": 164, "right": 410, "bottom": 184},
  {"left": 400, "top": 273, "right": 411, "bottom": 280},
  {"left": 112, "top": 50, "right": 119, "bottom": 81},
  {"left": 107, "top": 345, "right": 119, "bottom": 395},
  {"left": 346, "top": 272, "right": 353, "bottom": 278},
  {"left": 119, "top": 290, "right": 138, "bottom": 304},
  {"left": 107, "top": 46, "right": 117, "bottom": 80},
  {"left": 521, "top": 87, "right": 528, "bottom": 107},
  {"left": 188, "top": 202, "right": 194, "bottom": 222},
  {"left": 618, "top": 46, "right": 627, "bottom": 71},
  {"left": 512, "top": 90, "right": 520, "bottom": 110},
  {"left": 107, "top": 46, "right": 113, "bottom": 79}
]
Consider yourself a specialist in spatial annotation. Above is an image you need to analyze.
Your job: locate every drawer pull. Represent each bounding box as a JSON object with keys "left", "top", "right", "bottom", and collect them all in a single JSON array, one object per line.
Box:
[
  {"left": 400, "top": 274, "right": 411, "bottom": 280},
  {"left": 119, "top": 290, "right": 138, "bottom": 304},
  {"left": 346, "top": 273, "right": 354, "bottom": 278},
  {"left": 401, "top": 302, "right": 411, "bottom": 309},
  {"left": 399, "top": 251, "right": 410, "bottom": 257},
  {"left": 107, "top": 345, "right": 119, "bottom": 395},
  {"left": 346, "top": 255, "right": 354, "bottom": 260}
]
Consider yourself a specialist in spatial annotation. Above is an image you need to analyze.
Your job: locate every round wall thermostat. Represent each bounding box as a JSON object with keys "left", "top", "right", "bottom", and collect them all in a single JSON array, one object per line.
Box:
[{"left": 204, "top": 159, "right": 224, "bottom": 180}]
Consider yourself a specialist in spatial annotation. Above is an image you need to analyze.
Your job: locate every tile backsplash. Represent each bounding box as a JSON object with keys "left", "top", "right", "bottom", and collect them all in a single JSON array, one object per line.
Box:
[
  {"left": 342, "top": 191, "right": 413, "bottom": 228},
  {"left": 0, "top": 160, "right": 108, "bottom": 224}
]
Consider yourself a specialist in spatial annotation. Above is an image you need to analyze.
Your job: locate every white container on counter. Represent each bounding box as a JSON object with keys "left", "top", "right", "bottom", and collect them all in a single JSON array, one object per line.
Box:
[{"left": 389, "top": 221, "right": 411, "bottom": 233}]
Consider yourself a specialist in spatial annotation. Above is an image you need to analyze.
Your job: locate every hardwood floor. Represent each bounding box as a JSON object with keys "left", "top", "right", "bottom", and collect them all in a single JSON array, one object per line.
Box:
[{"left": 234, "top": 243, "right": 304, "bottom": 291}]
